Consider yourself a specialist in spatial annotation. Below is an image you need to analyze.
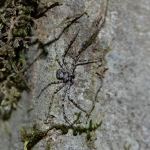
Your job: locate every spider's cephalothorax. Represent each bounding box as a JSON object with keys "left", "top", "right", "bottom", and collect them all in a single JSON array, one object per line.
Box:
[{"left": 56, "top": 69, "right": 75, "bottom": 84}]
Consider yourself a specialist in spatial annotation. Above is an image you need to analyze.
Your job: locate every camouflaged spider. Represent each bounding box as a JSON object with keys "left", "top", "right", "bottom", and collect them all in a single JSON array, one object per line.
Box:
[{"left": 37, "top": 27, "right": 102, "bottom": 124}]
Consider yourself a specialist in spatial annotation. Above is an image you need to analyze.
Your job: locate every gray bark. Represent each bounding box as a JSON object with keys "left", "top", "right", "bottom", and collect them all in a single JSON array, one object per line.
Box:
[{"left": 0, "top": 0, "right": 150, "bottom": 150}]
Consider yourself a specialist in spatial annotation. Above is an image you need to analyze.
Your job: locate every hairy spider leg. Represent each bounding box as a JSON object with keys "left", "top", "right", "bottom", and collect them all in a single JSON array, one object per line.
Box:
[
  {"left": 62, "top": 30, "right": 80, "bottom": 70},
  {"left": 37, "top": 81, "right": 63, "bottom": 98},
  {"left": 62, "top": 84, "right": 71, "bottom": 124},
  {"left": 75, "top": 30, "right": 100, "bottom": 61},
  {"left": 70, "top": 9, "right": 109, "bottom": 74},
  {"left": 88, "top": 77, "right": 103, "bottom": 120},
  {"left": 70, "top": 28, "right": 101, "bottom": 74},
  {"left": 54, "top": 42, "right": 66, "bottom": 70},
  {"left": 73, "top": 0, "right": 109, "bottom": 64},
  {"left": 48, "top": 83, "right": 66, "bottom": 111},
  {"left": 67, "top": 85, "right": 87, "bottom": 113}
]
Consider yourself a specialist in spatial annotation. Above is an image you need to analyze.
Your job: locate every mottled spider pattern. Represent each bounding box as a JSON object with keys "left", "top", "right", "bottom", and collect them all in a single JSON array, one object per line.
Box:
[{"left": 37, "top": 10, "right": 107, "bottom": 124}]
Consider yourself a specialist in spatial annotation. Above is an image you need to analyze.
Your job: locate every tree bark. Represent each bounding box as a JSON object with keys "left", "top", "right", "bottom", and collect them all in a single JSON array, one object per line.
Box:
[{"left": 0, "top": 0, "right": 150, "bottom": 150}]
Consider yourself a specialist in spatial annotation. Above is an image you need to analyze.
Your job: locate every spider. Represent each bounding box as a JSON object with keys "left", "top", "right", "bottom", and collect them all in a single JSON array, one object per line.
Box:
[{"left": 37, "top": 14, "right": 105, "bottom": 124}]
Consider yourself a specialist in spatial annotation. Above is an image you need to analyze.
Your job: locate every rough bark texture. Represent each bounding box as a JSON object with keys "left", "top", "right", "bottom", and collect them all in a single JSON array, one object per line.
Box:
[{"left": 0, "top": 0, "right": 150, "bottom": 150}]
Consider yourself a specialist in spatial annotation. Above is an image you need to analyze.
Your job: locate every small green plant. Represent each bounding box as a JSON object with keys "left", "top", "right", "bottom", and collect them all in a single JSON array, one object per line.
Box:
[
  {"left": 73, "top": 119, "right": 103, "bottom": 140},
  {"left": 21, "top": 125, "right": 47, "bottom": 150},
  {"left": 21, "top": 112, "right": 103, "bottom": 149}
]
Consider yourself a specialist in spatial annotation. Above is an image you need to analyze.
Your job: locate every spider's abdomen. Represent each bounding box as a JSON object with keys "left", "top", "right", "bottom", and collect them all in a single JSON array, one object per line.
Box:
[
  {"left": 56, "top": 69, "right": 75, "bottom": 83},
  {"left": 56, "top": 69, "right": 64, "bottom": 80}
]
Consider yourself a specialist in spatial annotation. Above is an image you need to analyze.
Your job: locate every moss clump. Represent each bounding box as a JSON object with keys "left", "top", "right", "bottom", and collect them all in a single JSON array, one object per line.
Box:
[
  {"left": 72, "top": 119, "right": 103, "bottom": 140},
  {"left": 0, "top": 0, "right": 40, "bottom": 119},
  {"left": 21, "top": 113, "right": 103, "bottom": 149},
  {"left": 21, "top": 125, "right": 47, "bottom": 150},
  {"left": 0, "top": 81, "right": 21, "bottom": 120},
  {"left": 0, "top": 0, "right": 47, "bottom": 120},
  {"left": 0, "top": 0, "right": 63, "bottom": 121}
]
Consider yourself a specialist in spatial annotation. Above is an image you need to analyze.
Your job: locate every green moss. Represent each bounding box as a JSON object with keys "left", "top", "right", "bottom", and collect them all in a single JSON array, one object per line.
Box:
[
  {"left": 0, "top": 0, "right": 64, "bottom": 120},
  {"left": 0, "top": 81, "right": 21, "bottom": 120},
  {"left": 60, "top": 125, "right": 69, "bottom": 134},
  {"left": 12, "top": 28, "right": 27, "bottom": 37},
  {"left": 21, "top": 114, "right": 103, "bottom": 149},
  {"left": 72, "top": 119, "right": 103, "bottom": 139},
  {"left": 21, "top": 125, "right": 47, "bottom": 150},
  {"left": 0, "top": 0, "right": 42, "bottom": 120},
  {"left": 46, "top": 144, "right": 51, "bottom": 150}
]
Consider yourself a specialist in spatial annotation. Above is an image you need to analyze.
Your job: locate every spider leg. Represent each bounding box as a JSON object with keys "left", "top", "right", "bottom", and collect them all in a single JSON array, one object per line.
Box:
[
  {"left": 74, "top": 3, "right": 109, "bottom": 64},
  {"left": 75, "top": 59, "right": 101, "bottom": 66},
  {"left": 75, "top": 31, "right": 99, "bottom": 62},
  {"left": 88, "top": 76, "right": 103, "bottom": 120},
  {"left": 54, "top": 42, "right": 66, "bottom": 70},
  {"left": 62, "top": 30, "right": 79, "bottom": 70},
  {"left": 62, "top": 84, "right": 71, "bottom": 124},
  {"left": 48, "top": 83, "right": 66, "bottom": 111},
  {"left": 70, "top": 28, "right": 101, "bottom": 74},
  {"left": 37, "top": 81, "right": 63, "bottom": 98},
  {"left": 67, "top": 85, "right": 87, "bottom": 113},
  {"left": 70, "top": 11, "right": 108, "bottom": 73}
]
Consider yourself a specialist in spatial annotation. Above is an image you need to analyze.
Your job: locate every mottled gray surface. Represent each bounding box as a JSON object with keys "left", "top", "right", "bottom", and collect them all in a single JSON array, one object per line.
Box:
[{"left": 0, "top": 0, "right": 150, "bottom": 150}]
